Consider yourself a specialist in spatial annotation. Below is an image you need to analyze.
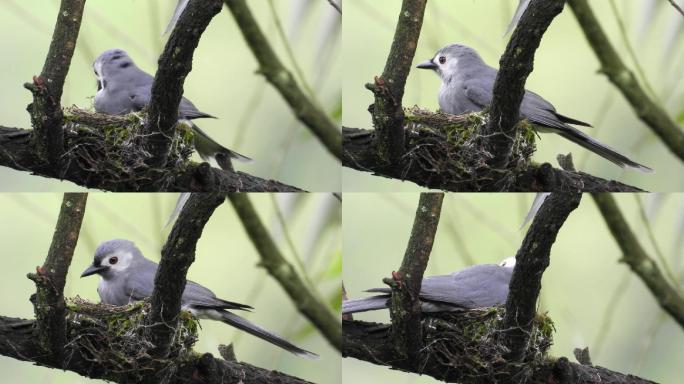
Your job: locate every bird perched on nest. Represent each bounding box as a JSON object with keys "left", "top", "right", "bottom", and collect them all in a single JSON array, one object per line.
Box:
[
  {"left": 81, "top": 239, "right": 316, "bottom": 358},
  {"left": 93, "top": 49, "right": 250, "bottom": 171},
  {"left": 342, "top": 257, "right": 515, "bottom": 314},
  {"left": 416, "top": 44, "right": 652, "bottom": 173}
]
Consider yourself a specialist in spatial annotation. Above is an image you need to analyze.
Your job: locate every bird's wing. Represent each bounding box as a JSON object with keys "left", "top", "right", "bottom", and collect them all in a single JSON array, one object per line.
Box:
[
  {"left": 179, "top": 97, "right": 216, "bottom": 120},
  {"left": 520, "top": 90, "right": 593, "bottom": 130},
  {"left": 183, "top": 280, "right": 253, "bottom": 311},
  {"left": 462, "top": 80, "right": 493, "bottom": 109}
]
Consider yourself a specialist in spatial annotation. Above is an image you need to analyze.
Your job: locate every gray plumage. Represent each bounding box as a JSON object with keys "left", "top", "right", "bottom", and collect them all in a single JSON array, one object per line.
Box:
[
  {"left": 93, "top": 49, "right": 251, "bottom": 171},
  {"left": 416, "top": 44, "right": 652, "bottom": 173},
  {"left": 342, "top": 260, "right": 514, "bottom": 315},
  {"left": 81, "top": 239, "right": 316, "bottom": 359}
]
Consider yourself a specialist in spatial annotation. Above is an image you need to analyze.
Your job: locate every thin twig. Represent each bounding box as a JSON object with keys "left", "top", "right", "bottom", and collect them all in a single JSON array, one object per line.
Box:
[
  {"left": 326, "top": 0, "right": 341, "bottom": 14},
  {"left": 667, "top": 0, "right": 684, "bottom": 17}
]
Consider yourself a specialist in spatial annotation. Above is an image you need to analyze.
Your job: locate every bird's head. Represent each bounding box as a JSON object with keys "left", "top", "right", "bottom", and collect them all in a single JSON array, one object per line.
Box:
[
  {"left": 416, "top": 44, "right": 484, "bottom": 80},
  {"left": 81, "top": 239, "right": 141, "bottom": 279},
  {"left": 92, "top": 48, "right": 136, "bottom": 91}
]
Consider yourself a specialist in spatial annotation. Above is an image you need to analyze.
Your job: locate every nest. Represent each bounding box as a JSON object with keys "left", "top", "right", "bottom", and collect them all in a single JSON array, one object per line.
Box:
[
  {"left": 402, "top": 107, "right": 536, "bottom": 190},
  {"left": 64, "top": 297, "right": 199, "bottom": 382},
  {"left": 418, "top": 307, "right": 554, "bottom": 383},
  {"left": 62, "top": 107, "right": 194, "bottom": 190}
]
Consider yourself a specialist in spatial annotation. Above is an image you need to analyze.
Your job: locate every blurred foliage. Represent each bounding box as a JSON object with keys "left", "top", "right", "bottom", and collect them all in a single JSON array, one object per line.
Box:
[
  {"left": 0, "top": 193, "right": 341, "bottom": 383},
  {"left": 342, "top": 193, "right": 684, "bottom": 383},
  {"left": 342, "top": 0, "right": 684, "bottom": 192},
  {"left": 0, "top": 0, "right": 341, "bottom": 192}
]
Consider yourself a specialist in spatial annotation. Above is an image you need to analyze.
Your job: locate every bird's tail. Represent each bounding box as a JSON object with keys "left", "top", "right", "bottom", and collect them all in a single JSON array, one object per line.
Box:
[
  {"left": 218, "top": 311, "right": 318, "bottom": 359},
  {"left": 342, "top": 296, "right": 389, "bottom": 315},
  {"left": 190, "top": 123, "right": 252, "bottom": 171},
  {"left": 554, "top": 126, "right": 653, "bottom": 173}
]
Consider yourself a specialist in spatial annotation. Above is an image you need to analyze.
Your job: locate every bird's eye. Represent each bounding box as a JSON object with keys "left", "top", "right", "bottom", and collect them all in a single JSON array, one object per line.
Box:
[
  {"left": 109, "top": 256, "right": 118, "bottom": 265},
  {"left": 438, "top": 56, "right": 446, "bottom": 64}
]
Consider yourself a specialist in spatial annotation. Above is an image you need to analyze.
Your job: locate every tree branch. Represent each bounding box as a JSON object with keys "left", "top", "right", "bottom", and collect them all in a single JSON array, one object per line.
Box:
[
  {"left": 0, "top": 126, "right": 302, "bottom": 192},
  {"left": 369, "top": 0, "right": 427, "bottom": 162},
  {"left": 592, "top": 193, "right": 684, "bottom": 329},
  {"left": 25, "top": 0, "right": 86, "bottom": 167},
  {"left": 26, "top": 193, "right": 87, "bottom": 364},
  {"left": 144, "top": 0, "right": 223, "bottom": 168},
  {"left": 386, "top": 192, "right": 443, "bottom": 362},
  {"left": 343, "top": 127, "right": 645, "bottom": 192},
  {"left": 148, "top": 193, "right": 225, "bottom": 358},
  {"left": 499, "top": 192, "right": 582, "bottom": 361},
  {"left": 224, "top": 0, "right": 341, "bottom": 160},
  {"left": 568, "top": 0, "right": 684, "bottom": 164},
  {"left": 484, "top": 0, "right": 566, "bottom": 167},
  {"left": 228, "top": 193, "right": 341, "bottom": 351}
]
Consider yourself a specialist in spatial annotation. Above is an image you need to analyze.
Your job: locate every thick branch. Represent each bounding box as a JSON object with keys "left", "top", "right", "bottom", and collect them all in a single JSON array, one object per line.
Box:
[
  {"left": 26, "top": 0, "right": 86, "bottom": 166},
  {"left": 27, "top": 193, "right": 87, "bottom": 364},
  {"left": 224, "top": 0, "right": 341, "bottom": 160},
  {"left": 0, "top": 316, "right": 312, "bottom": 384},
  {"left": 370, "top": 0, "right": 427, "bottom": 161},
  {"left": 592, "top": 193, "right": 684, "bottom": 329},
  {"left": 484, "top": 0, "right": 566, "bottom": 167},
  {"left": 228, "top": 193, "right": 341, "bottom": 351},
  {"left": 343, "top": 319, "right": 656, "bottom": 384},
  {"left": 0, "top": 127, "right": 302, "bottom": 192},
  {"left": 343, "top": 127, "right": 645, "bottom": 192},
  {"left": 148, "top": 193, "right": 225, "bottom": 358},
  {"left": 145, "top": 0, "right": 223, "bottom": 167},
  {"left": 387, "top": 192, "right": 443, "bottom": 361},
  {"left": 500, "top": 192, "right": 582, "bottom": 362},
  {"left": 568, "top": 0, "right": 684, "bottom": 164}
]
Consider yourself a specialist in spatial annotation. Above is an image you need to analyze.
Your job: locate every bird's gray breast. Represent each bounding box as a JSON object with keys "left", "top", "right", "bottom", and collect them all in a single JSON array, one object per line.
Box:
[
  {"left": 97, "top": 277, "right": 132, "bottom": 306},
  {"left": 438, "top": 76, "right": 482, "bottom": 115}
]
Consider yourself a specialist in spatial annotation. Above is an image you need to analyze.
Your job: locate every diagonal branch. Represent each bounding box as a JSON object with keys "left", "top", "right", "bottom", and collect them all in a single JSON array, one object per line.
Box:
[
  {"left": 484, "top": 0, "right": 566, "bottom": 167},
  {"left": 228, "top": 193, "right": 341, "bottom": 351},
  {"left": 25, "top": 0, "right": 86, "bottom": 167},
  {"left": 386, "top": 192, "right": 443, "bottom": 362},
  {"left": 224, "top": 0, "right": 341, "bottom": 160},
  {"left": 27, "top": 193, "right": 88, "bottom": 364},
  {"left": 499, "top": 192, "right": 582, "bottom": 361},
  {"left": 148, "top": 193, "right": 225, "bottom": 358},
  {"left": 568, "top": 0, "right": 684, "bottom": 164},
  {"left": 144, "top": 0, "right": 224, "bottom": 168},
  {"left": 592, "top": 193, "right": 684, "bottom": 330}
]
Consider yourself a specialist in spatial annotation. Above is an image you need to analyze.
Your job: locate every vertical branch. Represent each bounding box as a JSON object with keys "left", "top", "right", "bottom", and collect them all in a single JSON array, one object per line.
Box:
[
  {"left": 500, "top": 192, "right": 581, "bottom": 361},
  {"left": 369, "top": 0, "right": 427, "bottom": 162},
  {"left": 483, "top": 0, "right": 565, "bottom": 167},
  {"left": 592, "top": 193, "right": 684, "bottom": 329},
  {"left": 27, "top": 193, "right": 88, "bottom": 364},
  {"left": 144, "top": 0, "right": 223, "bottom": 168},
  {"left": 228, "top": 193, "right": 342, "bottom": 351},
  {"left": 385, "top": 192, "right": 443, "bottom": 361},
  {"left": 25, "top": 0, "right": 86, "bottom": 167},
  {"left": 224, "top": 0, "right": 342, "bottom": 160},
  {"left": 148, "top": 193, "right": 225, "bottom": 358},
  {"left": 568, "top": 0, "right": 684, "bottom": 164}
]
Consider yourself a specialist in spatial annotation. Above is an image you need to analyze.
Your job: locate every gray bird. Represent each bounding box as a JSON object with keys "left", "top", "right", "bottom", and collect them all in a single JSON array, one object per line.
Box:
[
  {"left": 342, "top": 257, "right": 515, "bottom": 315},
  {"left": 81, "top": 239, "right": 316, "bottom": 359},
  {"left": 416, "top": 44, "right": 652, "bottom": 172},
  {"left": 93, "top": 49, "right": 251, "bottom": 171}
]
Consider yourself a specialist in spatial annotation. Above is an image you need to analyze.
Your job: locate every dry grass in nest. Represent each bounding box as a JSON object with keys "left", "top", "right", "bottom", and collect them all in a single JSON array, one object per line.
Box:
[
  {"left": 65, "top": 297, "right": 199, "bottom": 382},
  {"left": 402, "top": 107, "right": 536, "bottom": 190},
  {"left": 62, "top": 107, "right": 194, "bottom": 190},
  {"left": 419, "top": 307, "right": 554, "bottom": 383}
]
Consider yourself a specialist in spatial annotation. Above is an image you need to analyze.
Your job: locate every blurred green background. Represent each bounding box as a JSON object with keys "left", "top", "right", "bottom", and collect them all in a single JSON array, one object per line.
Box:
[
  {"left": 343, "top": 193, "right": 684, "bottom": 383},
  {"left": 0, "top": 0, "right": 341, "bottom": 192},
  {"left": 0, "top": 193, "right": 341, "bottom": 383},
  {"left": 343, "top": 0, "right": 684, "bottom": 192}
]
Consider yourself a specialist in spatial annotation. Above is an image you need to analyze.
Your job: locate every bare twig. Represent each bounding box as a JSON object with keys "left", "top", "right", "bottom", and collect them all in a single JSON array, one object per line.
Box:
[
  {"left": 228, "top": 193, "right": 341, "bottom": 351},
  {"left": 326, "top": 0, "right": 341, "bottom": 14},
  {"left": 27, "top": 193, "right": 88, "bottom": 364},
  {"left": 148, "top": 193, "right": 225, "bottom": 358},
  {"left": 667, "top": 0, "right": 684, "bottom": 17}
]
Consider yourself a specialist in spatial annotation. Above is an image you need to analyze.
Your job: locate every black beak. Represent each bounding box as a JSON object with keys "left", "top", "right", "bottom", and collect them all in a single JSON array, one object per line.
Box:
[
  {"left": 416, "top": 59, "right": 438, "bottom": 70},
  {"left": 81, "top": 264, "right": 108, "bottom": 277}
]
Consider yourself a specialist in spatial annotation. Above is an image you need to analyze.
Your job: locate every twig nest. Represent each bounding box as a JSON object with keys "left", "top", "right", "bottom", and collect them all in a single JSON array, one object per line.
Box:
[
  {"left": 403, "top": 107, "right": 536, "bottom": 190},
  {"left": 62, "top": 107, "right": 194, "bottom": 190},
  {"left": 65, "top": 296, "right": 199, "bottom": 382},
  {"left": 420, "top": 307, "right": 554, "bottom": 383}
]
